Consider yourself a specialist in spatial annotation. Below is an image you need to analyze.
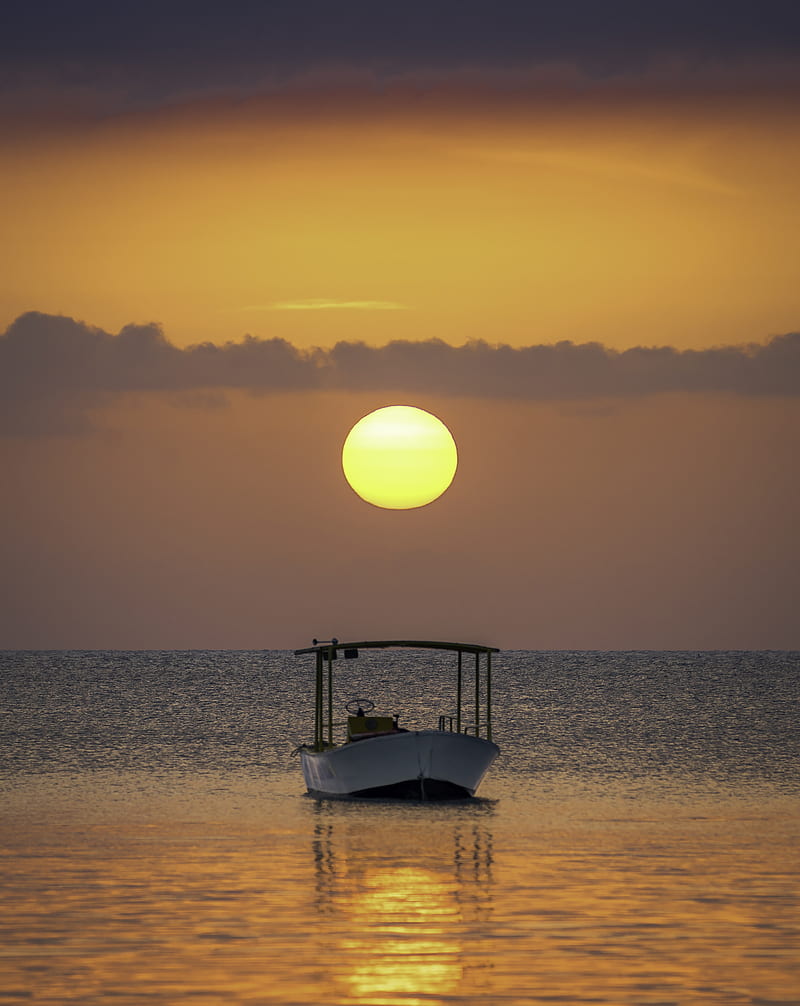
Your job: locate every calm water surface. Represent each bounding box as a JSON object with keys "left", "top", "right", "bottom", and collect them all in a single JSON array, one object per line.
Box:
[{"left": 1, "top": 650, "right": 798, "bottom": 1005}]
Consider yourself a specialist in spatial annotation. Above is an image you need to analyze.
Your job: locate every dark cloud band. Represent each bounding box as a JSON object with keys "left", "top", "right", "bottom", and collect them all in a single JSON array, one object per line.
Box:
[{"left": 1, "top": 311, "right": 798, "bottom": 434}]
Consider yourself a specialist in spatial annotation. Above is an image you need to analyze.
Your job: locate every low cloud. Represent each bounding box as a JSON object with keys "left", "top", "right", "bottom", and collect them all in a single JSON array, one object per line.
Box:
[{"left": 1, "top": 311, "right": 798, "bottom": 434}]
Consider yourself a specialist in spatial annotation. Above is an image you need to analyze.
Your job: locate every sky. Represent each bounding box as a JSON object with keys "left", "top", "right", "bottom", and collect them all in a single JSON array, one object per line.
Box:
[{"left": 1, "top": 1, "right": 798, "bottom": 649}]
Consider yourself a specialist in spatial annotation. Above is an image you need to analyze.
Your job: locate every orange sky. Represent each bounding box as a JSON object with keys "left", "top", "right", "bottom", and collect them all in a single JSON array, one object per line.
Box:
[
  {"left": 2, "top": 388, "right": 797, "bottom": 648},
  {"left": 2, "top": 68, "right": 799, "bottom": 648},
  {"left": 2, "top": 75, "right": 799, "bottom": 352}
]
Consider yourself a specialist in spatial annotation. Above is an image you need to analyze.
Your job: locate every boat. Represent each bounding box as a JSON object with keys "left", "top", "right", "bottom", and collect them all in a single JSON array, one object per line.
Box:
[{"left": 293, "top": 638, "right": 500, "bottom": 799}]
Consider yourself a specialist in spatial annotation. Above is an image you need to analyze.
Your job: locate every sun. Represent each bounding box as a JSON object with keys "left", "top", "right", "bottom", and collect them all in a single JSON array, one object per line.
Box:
[{"left": 342, "top": 406, "right": 458, "bottom": 509}]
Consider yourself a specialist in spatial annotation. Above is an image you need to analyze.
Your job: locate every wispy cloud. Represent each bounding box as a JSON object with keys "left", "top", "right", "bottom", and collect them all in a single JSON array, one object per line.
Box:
[
  {"left": 458, "top": 145, "right": 745, "bottom": 196},
  {"left": 256, "top": 299, "right": 409, "bottom": 312},
  {"left": 1, "top": 312, "right": 798, "bottom": 435}
]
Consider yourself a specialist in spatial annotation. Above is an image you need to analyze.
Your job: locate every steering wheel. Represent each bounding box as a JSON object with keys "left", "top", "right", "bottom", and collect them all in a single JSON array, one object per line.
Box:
[{"left": 345, "top": 698, "right": 375, "bottom": 715}]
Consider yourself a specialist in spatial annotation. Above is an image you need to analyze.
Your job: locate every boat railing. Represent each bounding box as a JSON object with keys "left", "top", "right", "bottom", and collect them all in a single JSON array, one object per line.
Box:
[{"left": 438, "top": 714, "right": 479, "bottom": 735}]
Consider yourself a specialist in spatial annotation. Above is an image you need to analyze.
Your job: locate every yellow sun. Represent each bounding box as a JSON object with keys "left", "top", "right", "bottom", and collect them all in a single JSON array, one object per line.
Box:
[{"left": 342, "top": 406, "right": 458, "bottom": 509}]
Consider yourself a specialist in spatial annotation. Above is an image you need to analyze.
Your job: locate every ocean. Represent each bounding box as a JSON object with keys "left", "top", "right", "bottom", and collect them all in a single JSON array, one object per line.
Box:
[{"left": 1, "top": 649, "right": 798, "bottom": 1005}]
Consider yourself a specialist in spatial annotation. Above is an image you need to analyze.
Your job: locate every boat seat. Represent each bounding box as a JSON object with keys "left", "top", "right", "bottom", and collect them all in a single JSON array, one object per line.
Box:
[{"left": 347, "top": 715, "right": 395, "bottom": 741}]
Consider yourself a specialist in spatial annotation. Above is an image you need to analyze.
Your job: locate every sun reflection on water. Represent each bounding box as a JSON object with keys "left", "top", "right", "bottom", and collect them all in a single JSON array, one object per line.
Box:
[
  {"left": 340, "top": 867, "right": 462, "bottom": 1005},
  {"left": 310, "top": 804, "right": 495, "bottom": 1005}
]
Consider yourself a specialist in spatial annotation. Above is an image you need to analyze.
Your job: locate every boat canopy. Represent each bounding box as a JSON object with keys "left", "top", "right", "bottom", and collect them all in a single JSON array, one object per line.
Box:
[
  {"left": 294, "top": 638, "right": 499, "bottom": 750},
  {"left": 294, "top": 639, "right": 499, "bottom": 656}
]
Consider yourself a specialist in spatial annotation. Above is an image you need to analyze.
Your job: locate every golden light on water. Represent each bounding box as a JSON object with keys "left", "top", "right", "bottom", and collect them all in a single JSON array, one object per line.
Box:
[
  {"left": 342, "top": 406, "right": 458, "bottom": 509},
  {"left": 340, "top": 867, "right": 462, "bottom": 1005},
  {"left": 2, "top": 787, "right": 799, "bottom": 1005}
]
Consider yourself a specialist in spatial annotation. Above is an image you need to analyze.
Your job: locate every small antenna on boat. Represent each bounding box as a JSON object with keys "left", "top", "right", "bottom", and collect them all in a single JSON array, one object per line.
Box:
[{"left": 312, "top": 638, "right": 338, "bottom": 646}]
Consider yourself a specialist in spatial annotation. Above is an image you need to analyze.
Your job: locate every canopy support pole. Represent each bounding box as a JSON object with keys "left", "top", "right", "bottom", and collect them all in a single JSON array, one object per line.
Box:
[
  {"left": 475, "top": 651, "right": 480, "bottom": 738},
  {"left": 315, "top": 649, "right": 323, "bottom": 750},
  {"left": 486, "top": 650, "right": 492, "bottom": 743},
  {"left": 456, "top": 650, "right": 462, "bottom": 733},
  {"left": 327, "top": 648, "right": 333, "bottom": 747}
]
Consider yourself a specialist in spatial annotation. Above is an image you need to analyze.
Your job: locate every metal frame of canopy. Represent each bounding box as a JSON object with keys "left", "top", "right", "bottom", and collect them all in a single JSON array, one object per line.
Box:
[{"left": 293, "top": 639, "right": 500, "bottom": 752}]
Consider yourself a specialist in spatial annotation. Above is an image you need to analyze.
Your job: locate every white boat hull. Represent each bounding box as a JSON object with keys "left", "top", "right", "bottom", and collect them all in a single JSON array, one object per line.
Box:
[{"left": 299, "top": 730, "right": 499, "bottom": 799}]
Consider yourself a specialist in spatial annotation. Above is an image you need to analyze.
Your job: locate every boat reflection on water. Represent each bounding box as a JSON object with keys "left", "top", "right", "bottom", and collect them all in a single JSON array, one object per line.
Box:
[{"left": 310, "top": 801, "right": 495, "bottom": 1005}]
